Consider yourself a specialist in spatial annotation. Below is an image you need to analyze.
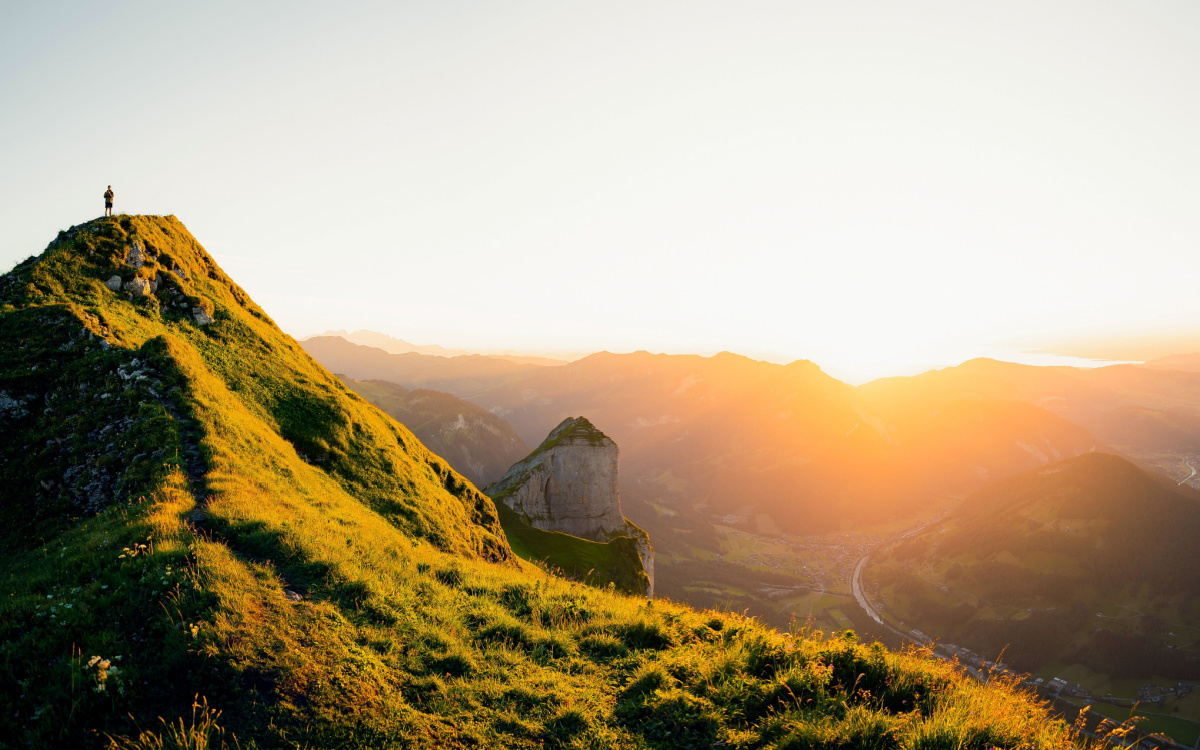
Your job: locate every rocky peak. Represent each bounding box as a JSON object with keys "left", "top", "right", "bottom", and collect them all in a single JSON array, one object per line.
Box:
[
  {"left": 487, "top": 416, "right": 654, "bottom": 595},
  {"left": 487, "top": 417, "right": 625, "bottom": 539}
]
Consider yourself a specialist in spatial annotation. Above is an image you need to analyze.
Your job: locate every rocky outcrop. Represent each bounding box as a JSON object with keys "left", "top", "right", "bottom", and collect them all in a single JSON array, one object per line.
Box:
[
  {"left": 488, "top": 417, "right": 655, "bottom": 596},
  {"left": 123, "top": 276, "right": 152, "bottom": 297},
  {"left": 124, "top": 240, "right": 145, "bottom": 268},
  {"left": 633, "top": 532, "right": 654, "bottom": 595}
]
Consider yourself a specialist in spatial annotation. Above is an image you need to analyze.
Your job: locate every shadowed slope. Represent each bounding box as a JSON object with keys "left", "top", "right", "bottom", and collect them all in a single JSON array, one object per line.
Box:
[
  {"left": 339, "top": 376, "right": 529, "bottom": 488},
  {"left": 868, "top": 453, "right": 1200, "bottom": 680}
]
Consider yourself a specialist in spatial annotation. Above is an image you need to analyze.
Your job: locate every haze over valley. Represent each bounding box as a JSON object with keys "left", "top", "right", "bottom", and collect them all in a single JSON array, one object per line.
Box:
[{"left": 303, "top": 330, "right": 1200, "bottom": 743}]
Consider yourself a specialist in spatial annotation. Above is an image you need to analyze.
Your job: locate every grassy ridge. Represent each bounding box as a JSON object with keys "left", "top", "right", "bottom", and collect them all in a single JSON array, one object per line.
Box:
[{"left": 0, "top": 216, "right": 1092, "bottom": 748}]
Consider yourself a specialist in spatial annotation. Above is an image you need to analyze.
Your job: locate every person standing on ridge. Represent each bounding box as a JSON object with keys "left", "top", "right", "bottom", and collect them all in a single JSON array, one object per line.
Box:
[{"left": 103, "top": 185, "right": 114, "bottom": 216}]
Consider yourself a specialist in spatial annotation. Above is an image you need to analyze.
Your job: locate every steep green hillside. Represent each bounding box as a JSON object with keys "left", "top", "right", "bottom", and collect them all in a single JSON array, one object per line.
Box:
[
  {"left": 0, "top": 216, "right": 1091, "bottom": 748},
  {"left": 339, "top": 377, "right": 529, "bottom": 487},
  {"left": 0, "top": 216, "right": 509, "bottom": 560}
]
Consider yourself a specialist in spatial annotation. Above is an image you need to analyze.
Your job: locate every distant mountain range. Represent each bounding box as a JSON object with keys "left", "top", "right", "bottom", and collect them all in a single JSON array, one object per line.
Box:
[
  {"left": 861, "top": 357, "right": 1200, "bottom": 458},
  {"left": 304, "top": 338, "right": 1102, "bottom": 535},
  {"left": 1142, "top": 351, "right": 1200, "bottom": 373},
  {"left": 306, "top": 329, "right": 575, "bottom": 366}
]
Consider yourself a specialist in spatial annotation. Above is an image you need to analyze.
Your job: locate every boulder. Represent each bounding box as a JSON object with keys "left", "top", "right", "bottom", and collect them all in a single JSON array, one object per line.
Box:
[
  {"left": 105, "top": 275, "right": 122, "bottom": 291},
  {"left": 192, "top": 307, "right": 214, "bottom": 326},
  {"left": 124, "top": 241, "right": 144, "bottom": 268},
  {"left": 0, "top": 390, "right": 29, "bottom": 420},
  {"left": 122, "top": 277, "right": 152, "bottom": 297}
]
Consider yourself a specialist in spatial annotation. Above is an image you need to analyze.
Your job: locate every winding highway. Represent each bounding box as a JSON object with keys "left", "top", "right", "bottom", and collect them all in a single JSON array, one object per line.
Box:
[
  {"left": 850, "top": 521, "right": 938, "bottom": 647},
  {"left": 851, "top": 555, "right": 920, "bottom": 646},
  {"left": 1180, "top": 458, "right": 1197, "bottom": 486}
]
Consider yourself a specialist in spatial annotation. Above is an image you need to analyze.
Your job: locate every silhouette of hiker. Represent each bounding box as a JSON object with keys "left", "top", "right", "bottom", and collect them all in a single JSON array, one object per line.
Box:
[{"left": 103, "top": 186, "right": 115, "bottom": 216}]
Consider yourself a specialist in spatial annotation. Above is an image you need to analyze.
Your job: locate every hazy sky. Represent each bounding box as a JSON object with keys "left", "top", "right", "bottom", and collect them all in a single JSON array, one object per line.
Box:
[{"left": 2, "top": 1, "right": 1198, "bottom": 382}]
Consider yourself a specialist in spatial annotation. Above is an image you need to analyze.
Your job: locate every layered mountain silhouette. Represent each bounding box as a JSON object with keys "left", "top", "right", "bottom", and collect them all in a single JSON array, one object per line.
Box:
[
  {"left": 305, "top": 341, "right": 1101, "bottom": 533},
  {"left": 310, "top": 329, "right": 570, "bottom": 366},
  {"left": 861, "top": 357, "right": 1200, "bottom": 458}
]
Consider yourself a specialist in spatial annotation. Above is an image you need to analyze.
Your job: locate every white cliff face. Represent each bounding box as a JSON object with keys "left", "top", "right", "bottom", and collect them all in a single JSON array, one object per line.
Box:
[
  {"left": 488, "top": 417, "right": 625, "bottom": 540},
  {"left": 488, "top": 416, "right": 654, "bottom": 596}
]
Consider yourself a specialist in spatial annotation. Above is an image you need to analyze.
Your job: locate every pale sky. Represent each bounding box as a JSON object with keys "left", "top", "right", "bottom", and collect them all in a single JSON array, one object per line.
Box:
[{"left": 2, "top": 1, "right": 1199, "bottom": 383}]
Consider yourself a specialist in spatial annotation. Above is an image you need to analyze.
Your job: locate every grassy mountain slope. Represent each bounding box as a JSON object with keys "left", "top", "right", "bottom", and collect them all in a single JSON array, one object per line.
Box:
[
  {"left": 0, "top": 215, "right": 507, "bottom": 560},
  {"left": 338, "top": 377, "right": 529, "bottom": 487},
  {"left": 0, "top": 216, "right": 1089, "bottom": 749},
  {"left": 866, "top": 453, "right": 1200, "bottom": 678}
]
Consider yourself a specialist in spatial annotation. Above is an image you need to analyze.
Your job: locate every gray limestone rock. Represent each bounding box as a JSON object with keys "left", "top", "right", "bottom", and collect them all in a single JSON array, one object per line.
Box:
[
  {"left": 123, "top": 277, "right": 152, "bottom": 297},
  {"left": 0, "top": 390, "right": 29, "bottom": 420},
  {"left": 634, "top": 532, "right": 654, "bottom": 596},
  {"left": 125, "top": 241, "right": 144, "bottom": 268},
  {"left": 489, "top": 417, "right": 625, "bottom": 540},
  {"left": 488, "top": 416, "right": 655, "bottom": 596},
  {"left": 105, "top": 275, "right": 122, "bottom": 291},
  {"left": 192, "top": 307, "right": 214, "bottom": 326}
]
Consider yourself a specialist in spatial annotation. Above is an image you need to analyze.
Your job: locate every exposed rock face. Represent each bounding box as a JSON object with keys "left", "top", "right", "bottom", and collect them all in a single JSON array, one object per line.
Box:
[
  {"left": 488, "top": 416, "right": 655, "bottom": 596},
  {"left": 634, "top": 535, "right": 654, "bottom": 595},
  {"left": 124, "top": 241, "right": 145, "bottom": 268},
  {"left": 123, "top": 276, "right": 152, "bottom": 297},
  {"left": 488, "top": 417, "right": 624, "bottom": 539}
]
